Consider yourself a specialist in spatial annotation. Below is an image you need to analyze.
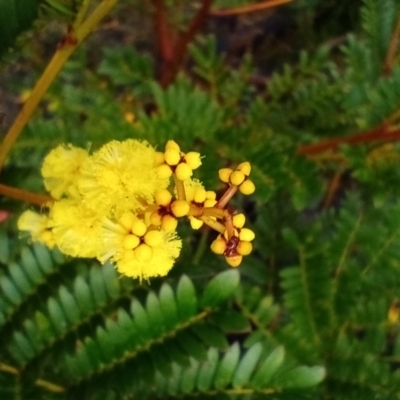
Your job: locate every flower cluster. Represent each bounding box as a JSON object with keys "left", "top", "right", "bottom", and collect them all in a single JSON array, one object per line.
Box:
[{"left": 18, "top": 139, "right": 256, "bottom": 279}]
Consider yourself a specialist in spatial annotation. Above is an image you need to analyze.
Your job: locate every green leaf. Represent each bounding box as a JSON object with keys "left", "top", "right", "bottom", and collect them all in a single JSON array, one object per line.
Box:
[
  {"left": 176, "top": 275, "right": 197, "bottom": 321},
  {"left": 131, "top": 298, "right": 150, "bottom": 337},
  {"left": 0, "top": 276, "right": 22, "bottom": 305},
  {"left": 146, "top": 291, "right": 165, "bottom": 336},
  {"left": 251, "top": 346, "right": 285, "bottom": 388},
  {"left": 201, "top": 270, "right": 240, "bottom": 308},
  {"left": 159, "top": 282, "right": 179, "bottom": 330},
  {"left": 73, "top": 276, "right": 95, "bottom": 314},
  {"left": 214, "top": 342, "right": 240, "bottom": 389},
  {"left": 192, "top": 324, "right": 228, "bottom": 350},
  {"left": 274, "top": 365, "right": 326, "bottom": 388},
  {"left": 196, "top": 348, "right": 219, "bottom": 391},
  {"left": 232, "top": 342, "right": 263, "bottom": 388},
  {"left": 8, "top": 262, "right": 31, "bottom": 295},
  {"left": 47, "top": 297, "right": 68, "bottom": 334},
  {"left": 58, "top": 286, "right": 80, "bottom": 324},
  {"left": 89, "top": 266, "right": 108, "bottom": 306}
]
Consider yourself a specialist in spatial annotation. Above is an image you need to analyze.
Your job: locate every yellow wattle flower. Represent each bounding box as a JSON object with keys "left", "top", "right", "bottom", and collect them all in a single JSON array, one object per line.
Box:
[
  {"left": 48, "top": 199, "right": 100, "bottom": 258},
  {"left": 77, "top": 139, "right": 170, "bottom": 218},
  {"left": 17, "top": 210, "right": 55, "bottom": 248},
  {"left": 41, "top": 144, "right": 89, "bottom": 200}
]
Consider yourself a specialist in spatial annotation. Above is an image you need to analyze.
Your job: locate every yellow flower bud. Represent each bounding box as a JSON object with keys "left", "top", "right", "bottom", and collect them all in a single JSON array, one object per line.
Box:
[
  {"left": 122, "top": 234, "right": 140, "bottom": 250},
  {"left": 134, "top": 244, "right": 153, "bottom": 261},
  {"left": 131, "top": 220, "right": 147, "bottom": 237},
  {"left": 144, "top": 230, "right": 163, "bottom": 247},
  {"left": 206, "top": 191, "right": 216, "bottom": 200},
  {"left": 237, "top": 241, "right": 253, "bottom": 256},
  {"left": 239, "top": 228, "right": 255, "bottom": 242},
  {"left": 155, "top": 189, "right": 172, "bottom": 206},
  {"left": 121, "top": 249, "right": 135, "bottom": 262},
  {"left": 175, "top": 163, "right": 193, "bottom": 181},
  {"left": 237, "top": 162, "right": 251, "bottom": 176},
  {"left": 161, "top": 215, "right": 178, "bottom": 232},
  {"left": 184, "top": 152, "right": 202, "bottom": 169},
  {"left": 189, "top": 216, "right": 203, "bottom": 230},
  {"left": 154, "top": 151, "right": 165, "bottom": 166},
  {"left": 157, "top": 164, "right": 173, "bottom": 179},
  {"left": 193, "top": 187, "right": 207, "bottom": 204},
  {"left": 239, "top": 180, "right": 256, "bottom": 195},
  {"left": 233, "top": 213, "right": 246, "bottom": 228},
  {"left": 211, "top": 237, "right": 226, "bottom": 255},
  {"left": 119, "top": 213, "right": 135, "bottom": 231},
  {"left": 164, "top": 148, "right": 181, "bottom": 166},
  {"left": 230, "top": 170, "right": 246, "bottom": 186},
  {"left": 150, "top": 211, "right": 162, "bottom": 226},
  {"left": 166, "top": 140, "right": 180, "bottom": 152},
  {"left": 171, "top": 200, "right": 190, "bottom": 217},
  {"left": 225, "top": 255, "right": 243, "bottom": 268},
  {"left": 219, "top": 168, "right": 233, "bottom": 183},
  {"left": 204, "top": 199, "right": 217, "bottom": 208}
]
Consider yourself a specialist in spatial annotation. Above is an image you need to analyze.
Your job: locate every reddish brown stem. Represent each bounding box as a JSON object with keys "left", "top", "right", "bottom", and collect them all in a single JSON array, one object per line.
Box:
[
  {"left": 297, "top": 124, "right": 400, "bottom": 156},
  {"left": 155, "top": 0, "right": 214, "bottom": 87},
  {"left": 0, "top": 184, "right": 52, "bottom": 206},
  {"left": 383, "top": 8, "right": 400, "bottom": 75},
  {"left": 210, "top": 0, "right": 291, "bottom": 17},
  {"left": 323, "top": 172, "right": 342, "bottom": 209}
]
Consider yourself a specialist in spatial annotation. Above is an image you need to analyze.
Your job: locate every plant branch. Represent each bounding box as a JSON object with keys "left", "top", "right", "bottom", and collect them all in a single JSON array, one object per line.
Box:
[
  {"left": 210, "top": 0, "right": 292, "bottom": 17},
  {"left": 297, "top": 124, "right": 400, "bottom": 156},
  {"left": 0, "top": 184, "right": 53, "bottom": 206},
  {"left": 0, "top": 0, "right": 118, "bottom": 174}
]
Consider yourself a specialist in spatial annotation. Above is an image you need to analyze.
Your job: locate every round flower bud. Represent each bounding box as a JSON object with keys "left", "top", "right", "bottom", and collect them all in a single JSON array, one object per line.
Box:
[
  {"left": 193, "top": 187, "right": 207, "bottom": 204},
  {"left": 122, "top": 234, "right": 140, "bottom": 250},
  {"left": 157, "top": 164, "right": 173, "bottom": 179},
  {"left": 229, "top": 170, "right": 246, "bottom": 186},
  {"left": 119, "top": 212, "right": 135, "bottom": 231},
  {"left": 237, "top": 162, "right": 251, "bottom": 176},
  {"left": 134, "top": 244, "right": 153, "bottom": 261},
  {"left": 171, "top": 200, "right": 190, "bottom": 217},
  {"left": 164, "top": 148, "right": 181, "bottom": 166},
  {"left": 155, "top": 189, "right": 172, "bottom": 206},
  {"left": 189, "top": 216, "right": 203, "bottom": 230},
  {"left": 206, "top": 191, "right": 217, "bottom": 200},
  {"left": 185, "top": 152, "right": 202, "bottom": 169},
  {"left": 239, "top": 228, "right": 255, "bottom": 242},
  {"left": 237, "top": 241, "right": 253, "bottom": 256},
  {"left": 161, "top": 215, "right": 178, "bottom": 232},
  {"left": 225, "top": 255, "right": 243, "bottom": 268},
  {"left": 211, "top": 237, "right": 226, "bottom": 255},
  {"left": 233, "top": 213, "right": 246, "bottom": 229},
  {"left": 166, "top": 140, "right": 180, "bottom": 152},
  {"left": 175, "top": 163, "right": 193, "bottom": 181},
  {"left": 154, "top": 151, "right": 165, "bottom": 166},
  {"left": 150, "top": 211, "right": 162, "bottom": 226},
  {"left": 131, "top": 219, "right": 147, "bottom": 237},
  {"left": 144, "top": 230, "right": 163, "bottom": 247},
  {"left": 239, "top": 180, "right": 256, "bottom": 195},
  {"left": 204, "top": 199, "right": 217, "bottom": 208},
  {"left": 219, "top": 168, "right": 233, "bottom": 183}
]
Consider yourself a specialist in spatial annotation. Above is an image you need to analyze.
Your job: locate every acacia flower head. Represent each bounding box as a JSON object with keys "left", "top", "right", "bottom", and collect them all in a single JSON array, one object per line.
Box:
[
  {"left": 78, "top": 139, "right": 169, "bottom": 218},
  {"left": 41, "top": 144, "right": 89, "bottom": 200},
  {"left": 18, "top": 210, "right": 55, "bottom": 248},
  {"left": 97, "top": 212, "right": 182, "bottom": 280}
]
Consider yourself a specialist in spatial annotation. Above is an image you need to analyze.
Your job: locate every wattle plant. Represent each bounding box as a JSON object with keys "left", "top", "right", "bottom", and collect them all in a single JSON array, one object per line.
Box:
[{"left": 1, "top": 0, "right": 400, "bottom": 399}]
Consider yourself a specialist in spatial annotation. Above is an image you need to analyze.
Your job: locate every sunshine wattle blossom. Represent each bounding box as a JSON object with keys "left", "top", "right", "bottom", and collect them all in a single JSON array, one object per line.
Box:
[{"left": 18, "top": 139, "right": 256, "bottom": 279}]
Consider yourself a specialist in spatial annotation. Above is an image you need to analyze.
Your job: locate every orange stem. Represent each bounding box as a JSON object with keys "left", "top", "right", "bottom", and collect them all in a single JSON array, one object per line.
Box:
[
  {"left": 210, "top": 0, "right": 292, "bottom": 17},
  {"left": 383, "top": 7, "right": 400, "bottom": 75},
  {"left": 0, "top": 184, "right": 53, "bottom": 206}
]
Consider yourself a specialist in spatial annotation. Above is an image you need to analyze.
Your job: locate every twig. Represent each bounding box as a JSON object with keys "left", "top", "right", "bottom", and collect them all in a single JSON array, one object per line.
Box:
[
  {"left": 383, "top": 7, "right": 400, "bottom": 75},
  {"left": 297, "top": 124, "right": 400, "bottom": 156},
  {"left": 210, "top": 0, "right": 292, "bottom": 17},
  {"left": 0, "top": 0, "right": 118, "bottom": 174},
  {"left": 0, "top": 184, "right": 52, "bottom": 206}
]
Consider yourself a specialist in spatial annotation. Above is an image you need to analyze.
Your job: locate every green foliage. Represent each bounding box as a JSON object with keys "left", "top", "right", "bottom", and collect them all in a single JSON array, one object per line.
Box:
[{"left": 2, "top": 0, "right": 400, "bottom": 399}]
